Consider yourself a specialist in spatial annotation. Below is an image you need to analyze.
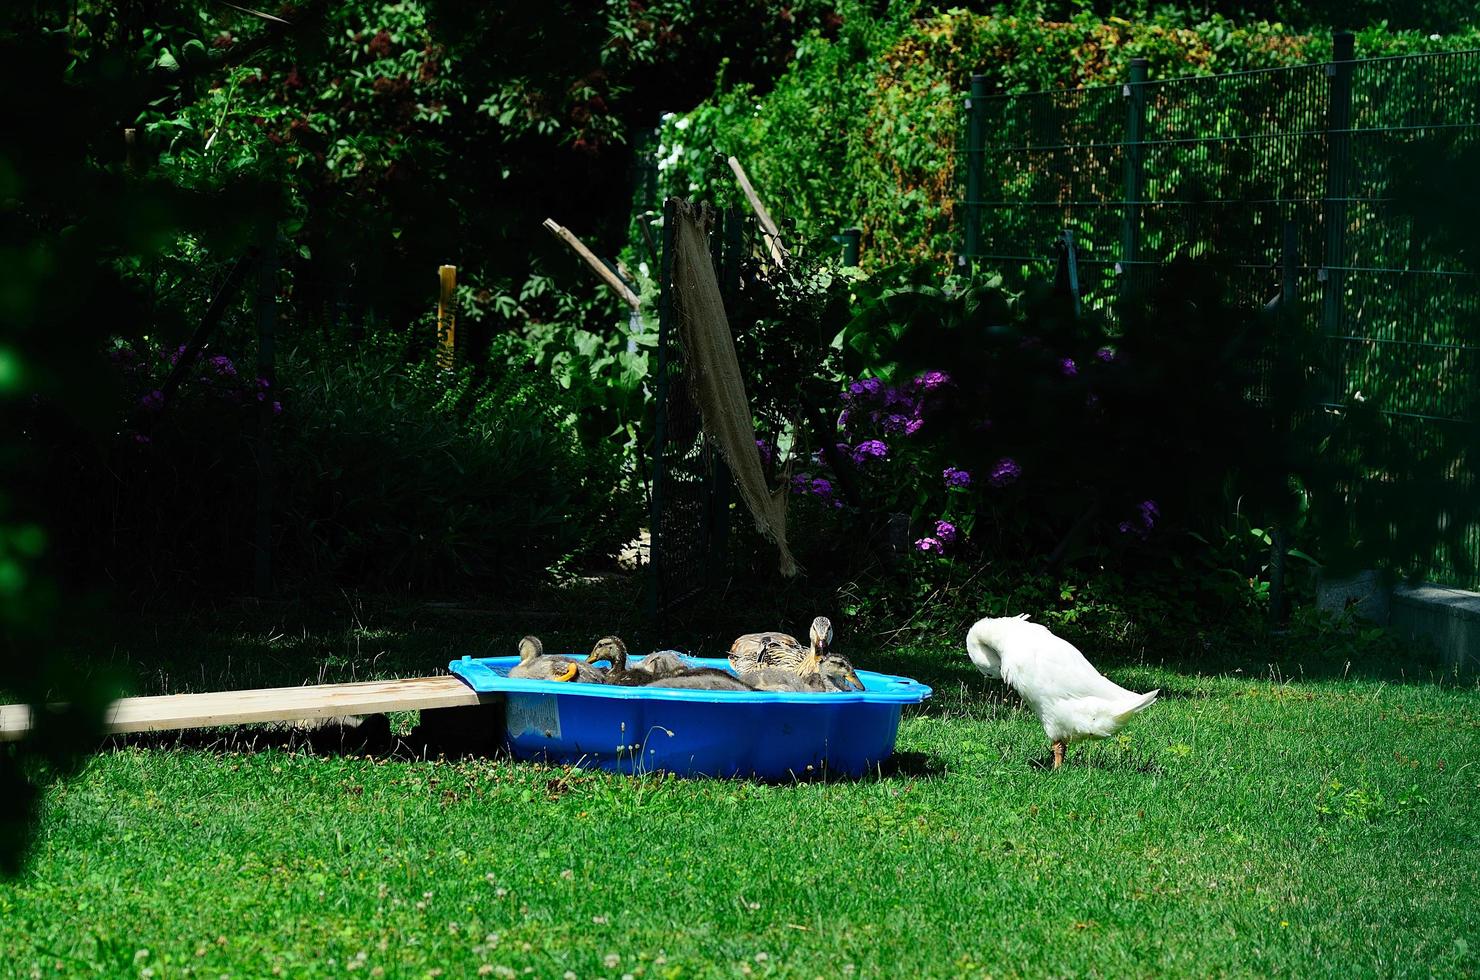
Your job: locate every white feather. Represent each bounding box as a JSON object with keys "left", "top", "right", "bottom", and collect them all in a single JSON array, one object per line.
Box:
[{"left": 966, "top": 615, "right": 1158, "bottom": 745}]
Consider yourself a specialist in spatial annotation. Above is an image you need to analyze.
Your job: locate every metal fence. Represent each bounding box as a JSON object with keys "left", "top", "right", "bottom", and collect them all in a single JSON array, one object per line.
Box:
[{"left": 959, "top": 37, "right": 1480, "bottom": 588}]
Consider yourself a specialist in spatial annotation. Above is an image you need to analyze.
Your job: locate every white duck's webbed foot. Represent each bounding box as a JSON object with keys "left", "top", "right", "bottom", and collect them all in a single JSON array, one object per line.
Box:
[{"left": 1051, "top": 741, "right": 1065, "bottom": 769}]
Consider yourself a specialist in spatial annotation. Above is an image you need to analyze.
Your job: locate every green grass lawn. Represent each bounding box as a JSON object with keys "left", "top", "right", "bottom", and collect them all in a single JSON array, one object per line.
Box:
[{"left": 1, "top": 601, "right": 1476, "bottom": 978}]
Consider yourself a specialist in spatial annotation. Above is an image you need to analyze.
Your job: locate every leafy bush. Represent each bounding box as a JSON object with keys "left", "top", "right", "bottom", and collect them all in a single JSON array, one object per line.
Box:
[
  {"left": 278, "top": 337, "right": 635, "bottom": 591},
  {"left": 48, "top": 336, "right": 634, "bottom": 597},
  {"left": 663, "top": 3, "right": 1480, "bottom": 269}
]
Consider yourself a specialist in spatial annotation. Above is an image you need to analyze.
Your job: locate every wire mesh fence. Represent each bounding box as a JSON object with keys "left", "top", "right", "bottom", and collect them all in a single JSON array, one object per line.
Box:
[
  {"left": 959, "top": 39, "right": 1480, "bottom": 588},
  {"left": 647, "top": 199, "right": 738, "bottom": 618}
]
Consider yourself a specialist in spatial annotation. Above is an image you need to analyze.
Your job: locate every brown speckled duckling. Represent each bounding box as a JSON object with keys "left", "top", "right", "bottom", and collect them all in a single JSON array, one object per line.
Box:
[
  {"left": 507, "top": 636, "right": 606, "bottom": 683},
  {"left": 585, "top": 637, "right": 691, "bottom": 685}
]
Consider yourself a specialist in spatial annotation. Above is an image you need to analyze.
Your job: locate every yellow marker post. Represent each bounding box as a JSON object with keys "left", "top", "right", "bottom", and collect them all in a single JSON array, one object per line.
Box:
[{"left": 436, "top": 265, "right": 457, "bottom": 370}]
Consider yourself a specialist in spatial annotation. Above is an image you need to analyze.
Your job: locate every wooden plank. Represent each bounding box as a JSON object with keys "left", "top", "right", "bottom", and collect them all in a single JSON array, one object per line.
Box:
[
  {"left": 726, "top": 156, "right": 787, "bottom": 267},
  {"left": 0, "top": 704, "right": 32, "bottom": 742},
  {"left": 0, "top": 676, "right": 489, "bottom": 742},
  {"left": 542, "top": 218, "right": 642, "bottom": 309}
]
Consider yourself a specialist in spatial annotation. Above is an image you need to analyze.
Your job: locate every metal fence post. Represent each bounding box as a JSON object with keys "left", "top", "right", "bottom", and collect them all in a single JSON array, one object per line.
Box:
[
  {"left": 1121, "top": 58, "right": 1148, "bottom": 296},
  {"left": 1054, "top": 228, "right": 1082, "bottom": 318},
  {"left": 1322, "top": 30, "right": 1355, "bottom": 403},
  {"left": 253, "top": 225, "right": 278, "bottom": 596},
  {"left": 707, "top": 205, "right": 742, "bottom": 586},
  {"left": 838, "top": 227, "right": 861, "bottom": 267},
  {"left": 963, "top": 74, "right": 990, "bottom": 268},
  {"left": 1269, "top": 218, "right": 1300, "bottom": 628},
  {"left": 645, "top": 198, "right": 677, "bottom": 620}
]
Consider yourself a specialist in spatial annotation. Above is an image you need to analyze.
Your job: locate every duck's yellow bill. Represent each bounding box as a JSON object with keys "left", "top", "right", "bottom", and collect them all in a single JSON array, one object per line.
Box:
[{"left": 555, "top": 662, "right": 578, "bottom": 682}]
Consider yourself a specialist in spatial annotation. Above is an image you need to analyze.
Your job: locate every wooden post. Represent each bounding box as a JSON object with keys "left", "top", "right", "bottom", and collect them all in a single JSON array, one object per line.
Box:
[
  {"left": 542, "top": 219, "right": 642, "bottom": 309},
  {"left": 123, "top": 127, "right": 139, "bottom": 173},
  {"left": 436, "top": 264, "right": 457, "bottom": 370},
  {"left": 726, "top": 156, "right": 786, "bottom": 267}
]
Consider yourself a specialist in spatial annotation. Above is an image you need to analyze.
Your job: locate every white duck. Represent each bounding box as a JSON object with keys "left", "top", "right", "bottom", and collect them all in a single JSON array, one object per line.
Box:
[{"left": 966, "top": 614, "right": 1159, "bottom": 769}]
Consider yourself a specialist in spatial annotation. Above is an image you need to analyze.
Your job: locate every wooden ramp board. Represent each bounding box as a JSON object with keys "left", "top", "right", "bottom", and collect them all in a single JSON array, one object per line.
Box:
[{"left": 0, "top": 676, "right": 491, "bottom": 743}]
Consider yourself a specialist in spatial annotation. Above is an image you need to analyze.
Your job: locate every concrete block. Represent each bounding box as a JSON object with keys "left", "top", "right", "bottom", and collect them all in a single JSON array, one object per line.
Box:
[
  {"left": 1315, "top": 570, "right": 1391, "bottom": 625},
  {"left": 1391, "top": 583, "right": 1480, "bottom": 673}
]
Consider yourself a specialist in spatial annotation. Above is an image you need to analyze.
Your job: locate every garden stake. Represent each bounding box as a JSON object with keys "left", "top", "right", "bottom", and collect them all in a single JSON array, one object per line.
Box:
[
  {"left": 726, "top": 156, "right": 787, "bottom": 267},
  {"left": 542, "top": 219, "right": 641, "bottom": 309},
  {"left": 436, "top": 264, "right": 457, "bottom": 370}
]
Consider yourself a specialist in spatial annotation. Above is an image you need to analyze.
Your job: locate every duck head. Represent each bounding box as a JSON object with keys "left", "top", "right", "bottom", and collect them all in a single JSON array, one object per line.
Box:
[
  {"left": 517, "top": 635, "right": 544, "bottom": 664},
  {"left": 819, "top": 651, "right": 864, "bottom": 691},
  {"left": 585, "top": 636, "right": 627, "bottom": 670},
  {"left": 808, "top": 616, "right": 834, "bottom": 655}
]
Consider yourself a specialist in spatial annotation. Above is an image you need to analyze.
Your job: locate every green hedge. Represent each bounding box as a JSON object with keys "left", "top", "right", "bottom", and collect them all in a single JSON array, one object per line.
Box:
[{"left": 664, "top": 4, "right": 1480, "bottom": 266}]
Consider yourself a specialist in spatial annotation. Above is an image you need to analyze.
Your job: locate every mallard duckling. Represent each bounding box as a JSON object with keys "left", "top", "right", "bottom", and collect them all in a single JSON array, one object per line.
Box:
[
  {"left": 585, "top": 637, "right": 691, "bottom": 685},
  {"left": 749, "top": 650, "right": 866, "bottom": 692},
  {"left": 816, "top": 650, "right": 865, "bottom": 691},
  {"left": 506, "top": 635, "right": 606, "bottom": 683},
  {"left": 645, "top": 669, "right": 756, "bottom": 692},
  {"left": 728, "top": 616, "right": 833, "bottom": 676}
]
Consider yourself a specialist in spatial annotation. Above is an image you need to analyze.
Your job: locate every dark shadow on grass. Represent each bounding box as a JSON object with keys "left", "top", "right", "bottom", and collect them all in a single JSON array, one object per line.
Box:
[{"left": 102, "top": 715, "right": 513, "bottom": 763}]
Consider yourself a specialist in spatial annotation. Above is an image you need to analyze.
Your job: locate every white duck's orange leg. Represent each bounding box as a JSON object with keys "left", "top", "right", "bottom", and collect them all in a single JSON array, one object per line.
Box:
[{"left": 1051, "top": 741, "right": 1065, "bottom": 769}]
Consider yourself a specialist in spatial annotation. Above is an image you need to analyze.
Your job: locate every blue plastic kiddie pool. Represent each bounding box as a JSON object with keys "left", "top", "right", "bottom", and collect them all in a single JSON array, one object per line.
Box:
[{"left": 448, "top": 654, "right": 932, "bottom": 780}]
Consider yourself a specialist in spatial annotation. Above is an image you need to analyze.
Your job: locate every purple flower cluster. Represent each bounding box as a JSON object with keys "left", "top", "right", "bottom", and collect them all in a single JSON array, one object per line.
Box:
[
  {"left": 943, "top": 467, "right": 971, "bottom": 489},
  {"left": 111, "top": 345, "right": 281, "bottom": 419},
  {"left": 841, "top": 371, "right": 950, "bottom": 441},
  {"left": 1059, "top": 357, "right": 1078, "bottom": 378},
  {"left": 988, "top": 457, "right": 1022, "bottom": 488},
  {"left": 790, "top": 471, "right": 842, "bottom": 508},
  {"left": 755, "top": 439, "right": 774, "bottom": 467},
  {"left": 1096, "top": 347, "right": 1116, "bottom": 363},
  {"left": 915, "top": 520, "right": 959, "bottom": 556},
  {"left": 915, "top": 370, "right": 952, "bottom": 392},
  {"left": 852, "top": 439, "right": 888, "bottom": 465},
  {"left": 1118, "top": 499, "right": 1161, "bottom": 539}
]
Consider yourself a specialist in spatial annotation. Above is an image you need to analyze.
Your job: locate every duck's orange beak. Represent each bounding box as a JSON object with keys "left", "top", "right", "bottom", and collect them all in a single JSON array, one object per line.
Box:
[{"left": 554, "top": 662, "right": 578, "bottom": 682}]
